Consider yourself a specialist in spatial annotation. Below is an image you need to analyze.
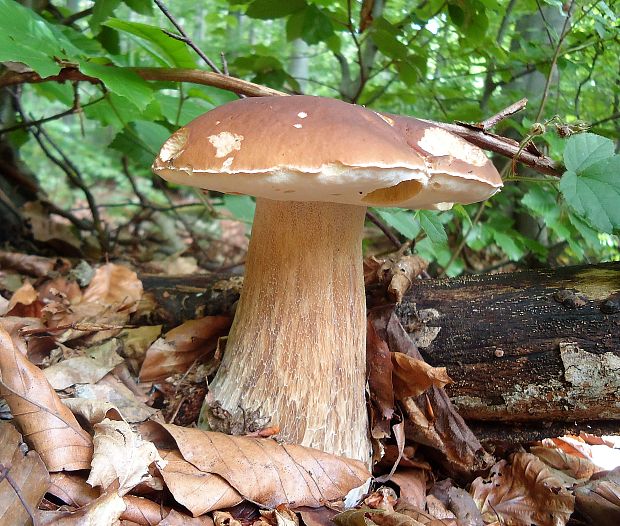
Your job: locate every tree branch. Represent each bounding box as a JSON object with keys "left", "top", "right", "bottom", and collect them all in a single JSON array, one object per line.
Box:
[{"left": 0, "top": 68, "right": 563, "bottom": 177}]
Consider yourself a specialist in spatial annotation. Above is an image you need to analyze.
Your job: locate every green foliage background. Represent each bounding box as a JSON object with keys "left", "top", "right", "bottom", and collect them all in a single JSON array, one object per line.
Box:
[{"left": 0, "top": 0, "right": 618, "bottom": 274}]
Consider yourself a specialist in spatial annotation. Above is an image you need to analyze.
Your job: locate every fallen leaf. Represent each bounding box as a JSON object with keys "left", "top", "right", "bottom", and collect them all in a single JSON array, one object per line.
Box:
[
  {"left": 368, "top": 305, "right": 493, "bottom": 477},
  {"left": 391, "top": 469, "right": 426, "bottom": 508},
  {"left": 72, "top": 381, "right": 156, "bottom": 423},
  {"left": 158, "top": 423, "right": 370, "bottom": 508},
  {"left": 140, "top": 316, "right": 231, "bottom": 382},
  {"left": 44, "top": 339, "right": 124, "bottom": 390},
  {"left": 48, "top": 472, "right": 99, "bottom": 507},
  {"left": 574, "top": 467, "right": 620, "bottom": 526},
  {"left": 0, "top": 250, "right": 69, "bottom": 278},
  {"left": 37, "top": 489, "right": 126, "bottom": 525},
  {"left": 531, "top": 442, "right": 597, "bottom": 482},
  {"left": 298, "top": 507, "right": 339, "bottom": 526},
  {"left": 429, "top": 479, "right": 483, "bottom": 526},
  {"left": 0, "top": 324, "right": 93, "bottom": 471},
  {"left": 0, "top": 421, "right": 50, "bottom": 526},
  {"left": 366, "top": 318, "right": 394, "bottom": 440},
  {"left": 391, "top": 352, "right": 451, "bottom": 400},
  {"left": 87, "top": 418, "right": 166, "bottom": 495},
  {"left": 158, "top": 449, "right": 243, "bottom": 515},
  {"left": 23, "top": 201, "right": 82, "bottom": 253},
  {"left": 470, "top": 452, "right": 574, "bottom": 526},
  {"left": 157, "top": 507, "right": 214, "bottom": 525},
  {"left": 118, "top": 325, "right": 162, "bottom": 373},
  {"left": 6, "top": 281, "right": 42, "bottom": 317},
  {"left": 82, "top": 263, "right": 143, "bottom": 312}
]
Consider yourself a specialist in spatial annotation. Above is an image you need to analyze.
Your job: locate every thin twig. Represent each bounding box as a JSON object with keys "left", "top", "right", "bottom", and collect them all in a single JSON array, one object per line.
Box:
[
  {"left": 478, "top": 98, "right": 528, "bottom": 130},
  {"left": 366, "top": 210, "right": 402, "bottom": 249},
  {"left": 154, "top": 0, "right": 222, "bottom": 74}
]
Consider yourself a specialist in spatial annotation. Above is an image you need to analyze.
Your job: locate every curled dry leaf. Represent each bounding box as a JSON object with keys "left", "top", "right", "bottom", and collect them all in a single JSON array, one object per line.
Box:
[
  {"left": 470, "top": 452, "right": 574, "bottom": 526},
  {"left": 429, "top": 479, "right": 484, "bottom": 526},
  {"left": 37, "top": 489, "right": 126, "bottom": 526},
  {"left": 49, "top": 472, "right": 99, "bottom": 507},
  {"left": 87, "top": 418, "right": 166, "bottom": 495},
  {"left": 391, "top": 352, "right": 451, "bottom": 400},
  {"left": 157, "top": 423, "right": 370, "bottom": 508},
  {"left": 159, "top": 449, "right": 242, "bottom": 515},
  {"left": 82, "top": 263, "right": 143, "bottom": 312},
  {"left": 139, "top": 316, "right": 231, "bottom": 382},
  {"left": 368, "top": 305, "right": 493, "bottom": 477},
  {"left": 366, "top": 318, "right": 394, "bottom": 440},
  {"left": 0, "top": 421, "right": 50, "bottom": 526},
  {"left": 391, "top": 469, "right": 427, "bottom": 508},
  {"left": 0, "top": 324, "right": 93, "bottom": 471},
  {"left": 364, "top": 253, "right": 427, "bottom": 303},
  {"left": 530, "top": 444, "right": 597, "bottom": 482}
]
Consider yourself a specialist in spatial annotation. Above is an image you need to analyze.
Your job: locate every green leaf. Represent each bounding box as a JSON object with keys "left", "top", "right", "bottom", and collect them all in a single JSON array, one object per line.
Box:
[
  {"left": 79, "top": 62, "right": 153, "bottom": 110},
  {"left": 492, "top": 230, "right": 525, "bottom": 261},
  {"left": 286, "top": 5, "right": 333, "bottom": 45},
  {"left": 123, "top": 0, "right": 154, "bottom": 15},
  {"left": 559, "top": 155, "right": 620, "bottom": 233},
  {"left": 104, "top": 19, "right": 196, "bottom": 68},
  {"left": 221, "top": 195, "right": 256, "bottom": 223},
  {"left": 372, "top": 29, "right": 408, "bottom": 59},
  {"left": 417, "top": 210, "right": 448, "bottom": 245},
  {"left": 563, "top": 133, "right": 615, "bottom": 173},
  {"left": 0, "top": 0, "right": 81, "bottom": 76},
  {"left": 375, "top": 209, "right": 420, "bottom": 239},
  {"left": 91, "top": 0, "right": 122, "bottom": 32},
  {"left": 246, "top": 0, "right": 306, "bottom": 19}
]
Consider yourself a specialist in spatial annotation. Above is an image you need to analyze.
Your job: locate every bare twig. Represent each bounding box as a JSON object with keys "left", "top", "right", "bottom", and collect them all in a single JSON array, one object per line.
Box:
[
  {"left": 478, "top": 98, "right": 528, "bottom": 130},
  {"left": 366, "top": 210, "right": 402, "bottom": 249},
  {"left": 154, "top": 0, "right": 222, "bottom": 74}
]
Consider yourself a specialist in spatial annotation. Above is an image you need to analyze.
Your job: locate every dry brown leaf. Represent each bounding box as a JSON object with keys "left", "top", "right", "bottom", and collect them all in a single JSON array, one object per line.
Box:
[
  {"left": 298, "top": 507, "right": 339, "bottom": 526},
  {"left": 214, "top": 510, "right": 243, "bottom": 526},
  {"left": 118, "top": 325, "right": 162, "bottom": 373},
  {"left": 391, "top": 469, "right": 426, "bottom": 508},
  {"left": 82, "top": 263, "right": 143, "bottom": 312},
  {"left": 6, "top": 281, "right": 42, "bottom": 317},
  {"left": 49, "top": 472, "right": 99, "bottom": 507},
  {"left": 139, "top": 316, "right": 231, "bottom": 382},
  {"left": 0, "top": 295, "right": 9, "bottom": 316},
  {"left": 158, "top": 449, "right": 243, "bottom": 515},
  {"left": 391, "top": 352, "right": 451, "bottom": 400},
  {"left": 531, "top": 444, "right": 597, "bottom": 482},
  {"left": 0, "top": 324, "right": 93, "bottom": 471},
  {"left": 368, "top": 306, "right": 493, "bottom": 477},
  {"left": 158, "top": 422, "right": 370, "bottom": 508},
  {"left": 574, "top": 468, "right": 620, "bottom": 526},
  {"left": 157, "top": 507, "right": 214, "bottom": 525},
  {"left": 44, "top": 339, "right": 124, "bottom": 390},
  {"left": 366, "top": 318, "right": 394, "bottom": 440},
  {"left": 470, "top": 452, "right": 574, "bottom": 526},
  {"left": 72, "top": 381, "right": 156, "bottom": 423},
  {"left": 87, "top": 418, "right": 165, "bottom": 495},
  {"left": 429, "top": 479, "right": 483, "bottom": 526},
  {"left": 0, "top": 421, "right": 50, "bottom": 526},
  {"left": 364, "top": 254, "right": 427, "bottom": 303},
  {"left": 37, "top": 489, "right": 126, "bottom": 525},
  {"left": 23, "top": 201, "right": 82, "bottom": 253},
  {"left": 0, "top": 250, "right": 69, "bottom": 278}
]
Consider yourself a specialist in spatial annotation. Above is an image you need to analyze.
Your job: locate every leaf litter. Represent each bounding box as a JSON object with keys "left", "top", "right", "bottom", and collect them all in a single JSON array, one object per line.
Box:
[{"left": 0, "top": 252, "right": 618, "bottom": 525}]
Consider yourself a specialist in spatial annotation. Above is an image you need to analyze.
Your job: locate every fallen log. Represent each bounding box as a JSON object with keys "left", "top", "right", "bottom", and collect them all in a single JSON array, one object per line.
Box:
[{"left": 140, "top": 262, "right": 620, "bottom": 441}]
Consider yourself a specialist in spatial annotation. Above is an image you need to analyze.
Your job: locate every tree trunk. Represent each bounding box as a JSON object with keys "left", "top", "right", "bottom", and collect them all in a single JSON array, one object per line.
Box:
[{"left": 140, "top": 262, "right": 620, "bottom": 441}]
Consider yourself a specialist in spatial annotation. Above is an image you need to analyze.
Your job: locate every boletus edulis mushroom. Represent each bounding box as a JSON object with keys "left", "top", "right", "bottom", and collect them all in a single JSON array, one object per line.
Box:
[{"left": 153, "top": 95, "right": 502, "bottom": 463}]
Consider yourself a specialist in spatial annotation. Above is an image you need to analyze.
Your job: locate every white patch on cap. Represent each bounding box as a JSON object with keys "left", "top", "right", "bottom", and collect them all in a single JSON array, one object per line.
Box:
[
  {"left": 159, "top": 128, "right": 189, "bottom": 162},
  {"left": 208, "top": 131, "right": 244, "bottom": 158},
  {"left": 418, "top": 128, "right": 487, "bottom": 166},
  {"left": 293, "top": 123, "right": 302, "bottom": 129},
  {"left": 375, "top": 112, "right": 395, "bottom": 126},
  {"left": 222, "top": 157, "right": 234, "bottom": 170},
  {"left": 297, "top": 112, "right": 307, "bottom": 119}
]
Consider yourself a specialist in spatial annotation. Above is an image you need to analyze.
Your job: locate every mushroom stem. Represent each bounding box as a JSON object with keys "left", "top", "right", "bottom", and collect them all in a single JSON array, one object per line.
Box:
[{"left": 205, "top": 198, "right": 371, "bottom": 461}]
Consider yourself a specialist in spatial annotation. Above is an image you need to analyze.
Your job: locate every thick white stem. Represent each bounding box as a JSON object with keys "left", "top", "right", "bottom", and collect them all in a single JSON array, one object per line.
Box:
[{"left": 207, "top": 198, "right": 371, "bottom": 461}]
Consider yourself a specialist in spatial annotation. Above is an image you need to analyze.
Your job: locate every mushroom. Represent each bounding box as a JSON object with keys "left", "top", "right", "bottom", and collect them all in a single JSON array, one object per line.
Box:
[{"left": 152, "top": 95, "right": 502, "bottom": 462}]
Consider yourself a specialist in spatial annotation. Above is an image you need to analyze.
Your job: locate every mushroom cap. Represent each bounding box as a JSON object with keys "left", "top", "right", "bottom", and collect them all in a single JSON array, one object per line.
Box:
[{"left": 152, "top": 95, "right": 502, "bottom": 210}]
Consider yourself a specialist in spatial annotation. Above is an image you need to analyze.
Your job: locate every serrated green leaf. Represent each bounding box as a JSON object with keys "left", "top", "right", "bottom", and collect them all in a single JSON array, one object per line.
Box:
[
  {"left": 375, "top": 209, "right": 420, "bottom": 239},
  {"left": 452, "top": 204, "right": 473, "bottom": 229},
  {"left": 559, "top": 155, "right": 620, "bottom": 233},
  {"left": 246, "top": 0, "right": 306, "bottom": 19},
  {"left": 79, "top": 62, "right": 153, "bottom": 110},
  {"left": 417, "top": 210, "right": 448, "bottom": 245},
  {"left": 492, "top": 230, "right": 525, "bottom": 261},
  {"left": 104, "top": 19, "right": 196, "bottom": 68},
  {"left": 563, "top": 133, "right": 615, "bottom": 173}
]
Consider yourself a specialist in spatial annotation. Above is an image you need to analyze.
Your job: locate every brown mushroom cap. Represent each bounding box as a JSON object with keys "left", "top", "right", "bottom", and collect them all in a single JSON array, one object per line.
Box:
[{"left": 153, "top": 95, "right": 502, "bottom": 210}]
